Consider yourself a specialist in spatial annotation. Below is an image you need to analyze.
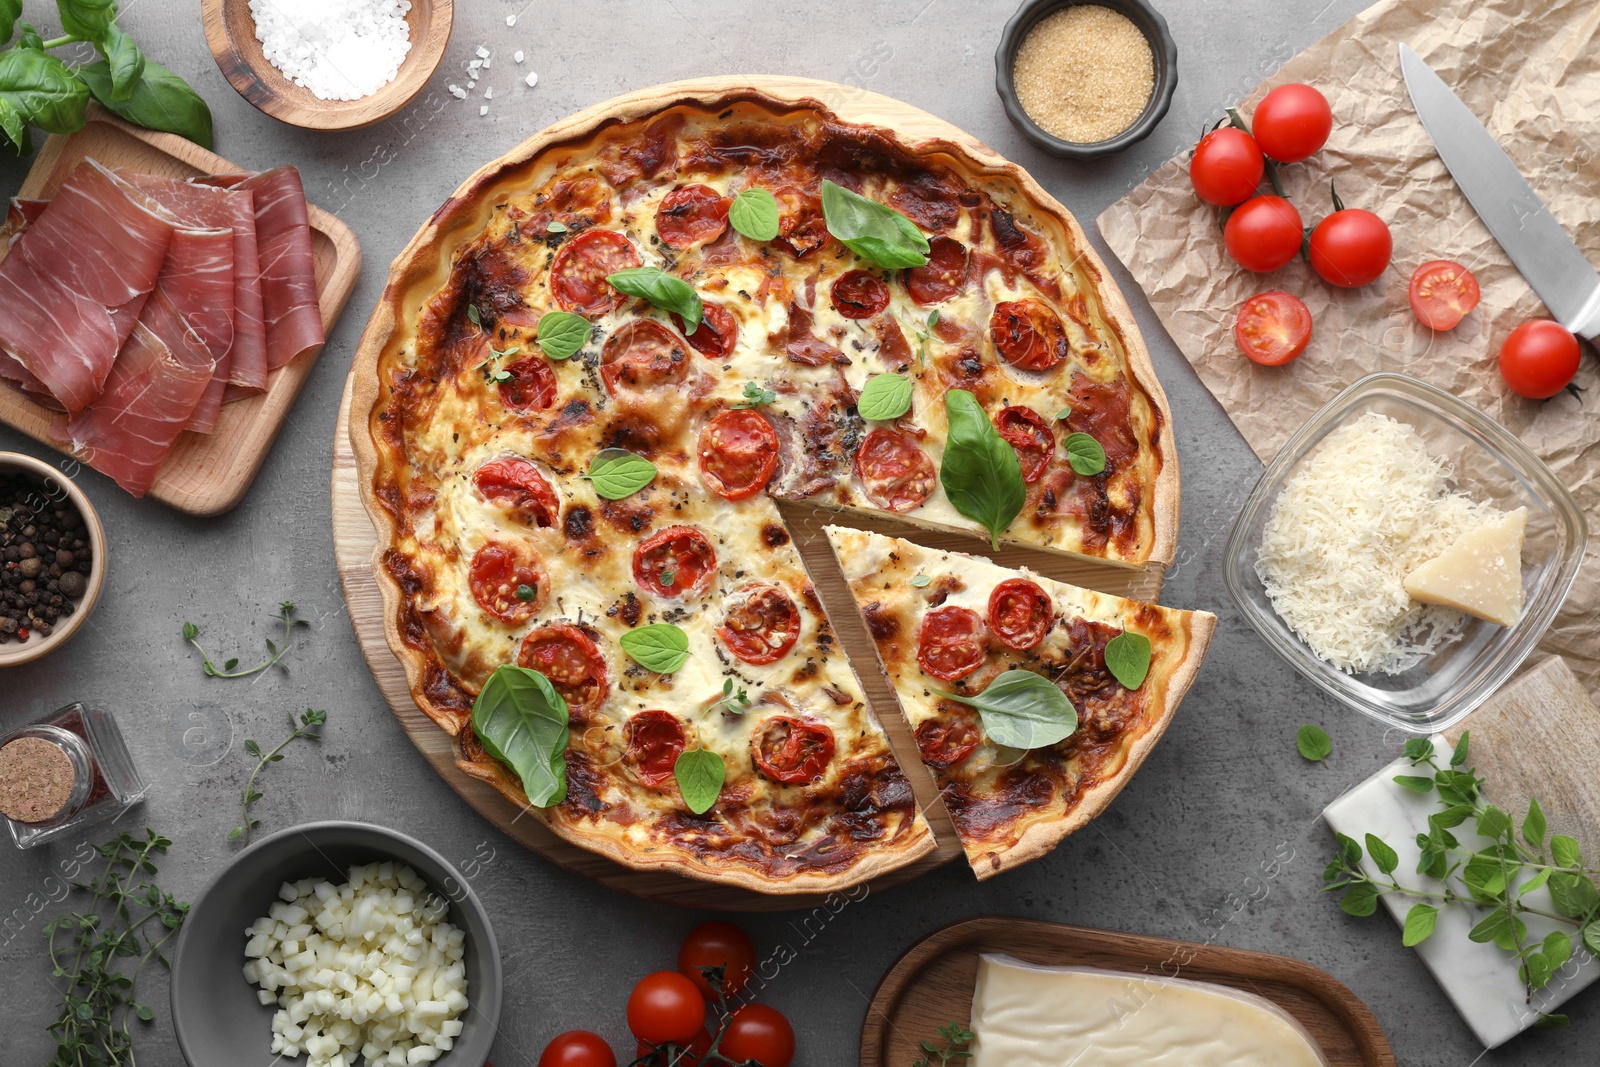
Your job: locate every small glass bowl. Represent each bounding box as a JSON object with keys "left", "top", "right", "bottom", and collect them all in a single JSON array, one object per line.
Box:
[{"left": 1223, "top": 373, "right": 1587, "bottom": 733}]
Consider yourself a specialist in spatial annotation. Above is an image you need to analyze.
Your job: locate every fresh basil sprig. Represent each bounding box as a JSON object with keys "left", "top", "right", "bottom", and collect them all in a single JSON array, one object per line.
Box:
[
  {"left": 1103, "top": 630, "right": 1151, "bottom": 689},
  {"left": 535, "top": 310, "right": 590, "bottom": 360},
  {"left": 820, "top": 179, "right": 929, "bottom": 269},
  {"left": 940, "top": 389, "right": 1025, "bottom": 549},
  {"left": 941, "top": 669, "right": 1078, "bottom": 750},
  {"left": 585, "top": 448, "right": 657, "bottom": 500},
  {"left": 1064, "top": 432, "right": 1107, "bottom": 476},
  {"left": 619, "top": 623, "right": 690, "bottom": 674},
  {"left": 675, "top": 747, "right": 725, "bottom": 814},
  {"left": 857, "top": 372, "right": 913, "bottom": 421},
  {"left": 607, "top": 265, "right": 702, "bottom": 332},
  {"left": 471, "top": 665, "right": 569, "bottom": 807},
  {"left": 727, "top": 187, "right": 779, "bottom": 242}
]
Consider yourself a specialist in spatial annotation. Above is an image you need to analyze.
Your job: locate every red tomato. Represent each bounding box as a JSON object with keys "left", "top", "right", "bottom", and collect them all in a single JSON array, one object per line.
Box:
[
  {"left": 1498, "top": 320, "right": 1580, "bottom": 399},
  {"left": 1234, "top": 292, "right": 1313, "bottom": 366},
  {"left": 904, "top": 236, "right": 971, "bottom": 305},
  {"left": 475, "top": 457, "right": 560, "bottom": 528},
  {"left": 677, "top": 921, "right": 757, "bottom": 1000},
  {"left": 674, "top": 303, "right": 738, "bottom": 360},
  {"left": 698, "top": 409, "right": 780, "bottom": 501},
  {"left": 537, "top": 1030, "right": 616, "bottom": 1067},
  {"left": 518, "top": 624, "right": 610, "bottom": 718},
  {"left": 1190, "top": 127, "right": 1264, "bottom": 206},
  {"left": 1223, "top": 195, "right": 1304, "bottom": 272},
  {"left": 1251, "top": 84, "right": 1333, "bottom": 162},
  {"left": 656, "top": 184, "right": 730, "bottom": 249},
  {"left": 600, "top": 320, "right": 690, "bottom": 394},
  {"left": 634, "top": 1029, "right": 712, "bottom": 1065},
  {"left": 751, "top": 716, "right": 836, "bottom": 785},
  {"left": 988, "top": 578, "right": 1053, "bottom": 651},
  {"left": 993, "top": 406, "right": 1053, "bottom": 483},
  {"left": 914, "top": 711, "right": 982, "bottom": 769},
  {"left": 916, "top": 605, "right": 987, "bottom": 682},
  {"left": 498, "top": 356, "right": 559, "bottom": 411},
  {"left": 717, "top": 583, "right": 801, "bottom": 666},
  {"left": 990, "top": 299, "right": 1068, "bottom": 371},
  {"left": 468, "top": 542, "right": 545, "bottom": 625},
  {"left": 624, "top": 710, "right": 688, "bottom": 789},
  {"left": 831, "top": 270, "right": 891, "bottom": 319},
  {"left": 550, "top": 229, "right": 641, "bottom": 316},
  {"left": 1408, "top": 260, "right": 1480, "bottom": 331},
  {"left": 853, "top": 428, "right": 936, "bottom": 513},
  {"left": 719, "top": 1004, "right": 795, "bottom": 1067},
  {"left": 633, "top": 525, "right": 717, "bottom": 598},
  {"left": 773, "top": 186, "right": 828, "bottom": 257},
  {"left": 627, "top": 972, "right": 707, "bottom": 1047},
  {"left": 1308, "top": 208, "right": 1391, "bottom": 287}
]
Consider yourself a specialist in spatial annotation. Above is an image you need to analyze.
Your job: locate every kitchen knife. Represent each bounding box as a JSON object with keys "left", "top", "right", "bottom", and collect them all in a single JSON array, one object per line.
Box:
[{"left": 1399, "top": 43, "right": 1600, "bottom": 339}]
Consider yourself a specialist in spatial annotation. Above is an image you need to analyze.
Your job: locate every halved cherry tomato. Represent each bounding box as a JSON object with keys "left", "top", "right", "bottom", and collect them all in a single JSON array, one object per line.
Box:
[
  {"left": 994, "top": 406, "right": 1053, "bottom": 483},
  {"left": 717, "top": 583, "right": 800, "bottom": 666},
  {"left": 468, "top": 542, "right": 545, "bottom": 625},
  {"left": 1223, "top": 195, "right": 1304, "bottom": 272},
  {"left": 600, "top": 320, "right": 690, "bottom": 394},
  {"left": 1499, "top": 320, "right": 1580, "bottom": 399},
  {"left": 1308, "top": 208, "right": 1391, "bottom": 288},
  {"left": 538, "top": 1030, "right": 616, "bottom": 1067},
  {"left": 678, "top": 921, "right": 757, "bottom": 1000},
  {"left": 624, "top": 710, "right": 688, "bottom": 788},
  {"left": 854, "top": 428, "right": 936, "bottom": 513},
  {"left": 719, "top": 1004, "right": 795, "bottom": 1067},
  {"left": 751, "top": 716, "right": 835, "bottom": 784},
  {"left": 626, "top": 972, "right": 706, "bottom": 1047},
  {"left": 475, "top": 457, "right": 560, "bottom": 527},
  {"left": 674, "top": 303, "right": 738, "bottom": 360},
  {"left": 831, "top": 269, "right": 890, "bottom": 319},
  {"left": 904, "top": 236, "right": 971, "bottom": 305},
  {"left": 633, "top": 525, "right": 717, "bottom": 598},
  {"left": 698, "top": 409, "right": 779, "bottom": 501},
  {"left": 773, "top": 186, "right": 828, "bottom": 257},
  {"left": 990, "top": 300, "right": 1068, "bottom": 371},
  {"left": 498, "top": 356, "right": 558, "bottom": 411},
  {"left": 1251, "top": 83, "right": 1333, "bottom": 163},
  {"left": 656, "top": 184, "right": 730, "bottom": 249},
  {"left": 916, "top": 605, "right": 987, "bottom": 682},
  {"left": 634, "top": 1029, "right": 711, "bottom": 1066},
  {"left": 550, "top": 229, "right": 640, "bottom": 316},
  {"left": 1234, "top": 291, "right": 1313, "bottom": 366},
  {"left": 1408, "top": 260, "right": 1480, "bottom": 331},
  {"left": 914, "top": 711, "right": 982, "bottom": 769},
  {"left": 518, "top": 624, "right": 609, "bottom": 718},
  {"left": 988, "top": 578, "right": 1053, "bottom": 651},
  {"left": 1190, "top": 127, "right": 1265, "bottom": 206}
]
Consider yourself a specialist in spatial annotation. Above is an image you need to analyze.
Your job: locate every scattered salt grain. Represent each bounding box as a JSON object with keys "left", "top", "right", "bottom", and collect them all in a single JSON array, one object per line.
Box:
[
  {"left": 248, "top": 0, "right": 414, "bottom": 102},
  {"left": 448, "top": 84, "right": 465, "bottom": 99},
  {"left": 481, "top": 57, "right": 491, "bottom": 68},
  {"left": 484, "top": 87, "right": 493, "bottom": 99},
  {"left": 479, "top": 105, "right": 489, "bottom": 116},
  {"left": 475, "top": 45, "right": 490, "bottom": 59},
  {"left": 514, "top": 50, "right": 524, "bottom": 64},
  {"left": 505, "top": 14, "right": 516, "bottom": 26},
  {"left": 467, "top": 80, "right": 476, "bottom": 88},
  {"left": 524, "top": 71, "right": 538, "bottom": 88}
]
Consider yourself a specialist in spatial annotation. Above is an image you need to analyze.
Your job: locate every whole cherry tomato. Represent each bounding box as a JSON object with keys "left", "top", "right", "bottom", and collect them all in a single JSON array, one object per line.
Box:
[
  {"left": 718, "top": 1004, "right": 796, "bottom": 1067},
  {"left": 1190, "top": 127, "right": 1264, "bottom": 206},
  {"left": 1407, "top": 260, "right": 1480, "bottom": 331},
  {"left": 1251, "top": 83, "right": 1333, "bottom": 162},
  {"left": 678, "top": 921, "right": 757, "bottom": 1000},
  {"left": 1223, "top": 195, "right": 1304, "bottom": 272},
  {"left": 537, "top": 1030, "right": 616, "bottom": 1067},
  {"left": 1308, "top": 206, "right": 1391, "bottom": 288},
  {"left": 627, "top": 971, "right": 707, "bottom": 1047},
  {"left": 1234, "top": 292, "right": 1313, "bottom": 366},
  {"left": 1498, "top": 320, "right": 1580, "bottom": 399}
]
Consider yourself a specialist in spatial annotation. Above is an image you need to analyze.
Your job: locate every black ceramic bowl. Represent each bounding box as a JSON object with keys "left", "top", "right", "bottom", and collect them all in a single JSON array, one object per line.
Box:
[
  {"left": 170, "top": 821, "right": 502, "bottom": 1067},
  {"left": 995, "top": 0, "right": 1179, "bottom": 159}
]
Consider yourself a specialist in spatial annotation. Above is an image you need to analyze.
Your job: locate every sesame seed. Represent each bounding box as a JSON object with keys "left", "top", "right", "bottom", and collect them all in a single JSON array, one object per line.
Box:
[{"left": 1012, "top": 5, "right": 1155, "bottom": 143}]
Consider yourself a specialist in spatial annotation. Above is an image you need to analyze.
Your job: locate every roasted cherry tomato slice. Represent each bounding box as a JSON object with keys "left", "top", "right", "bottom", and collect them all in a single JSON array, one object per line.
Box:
[
  {"left": 1234, "top": 291, "right": 1313, "bottom": 366},
  {"left": 751, "top": 716, "right": 836, "bottom": 785},
  {"left": 633, "top": 525, "right": 717, "bottom": 598},
  {"left": 830, "top": 269, "right": 890, "bottom": 319},
  {"left": 916, "top": 605, "right": 987, "bottom": 681},
  {"left": 1408, "top": 260, "right": 1480, "bottom": 331},
  {"left": 1190, "top": 126, "right": 1265, "bottom": 206},
  {"left": 1223, "top": 195, "right": 1304, "bottom": 272},
  {"left": 474, "top": 457, "right": 560, "bottom": 527},
  {"left": 1308, "top": 208, "right": 1392, "bottom": 288},
  {"left": 627, "top": 971, "right": 707, "bottom": 1047},
  {"left": 538, "top": 1030, "right": 616, "bottom": 1067},
  {"left": 994, "top": 406, "right": 1053, "bottom": 483},
  {"left": 914, "top": 710, "right": 983, "bottom": 769},
  {"left": 656, "top": 184, "right": 730, "bottom": 249},
  {"left": 1499, "top": 320, "right": 1580, "bottom": 399},
  {"left": 773, "top": 186, "right": 828, "bottom": 257},
  {"left": 468, "top": 542, "right": 544, "bottom": 625},
  {"left": 698, "top": 409, "right": 779, "bottom": 501},
  {"left": 674, "top": 303, "right": 738, "bottom": 360},
  {"left": 990, "top": 299, "right": 1068, "bottom": 372},
  {"left": 854, "top": 428, "right": 936, "bottom": 513},
  {"left": 634, "top": 1030, "right": 711, "bottom": 1066},
  {"left": 717, "top": 583, "right": 801, "bottom": 666},
  {"left": 1251, "top": 83, "right": 1333, "bottom": 163},
  {"left": 550, "top": 228, "right": 641, "bottom": 316},
  {"left": 498, "top": 356, "right": 558, "bottom": 411},
  {"left": 904, "top": 235, "right": 971, "bottom": 306},
  {"left": 517, "top": 624, "right": 609, "bottom": 718},
  {"left": 678, "top": 921, "right": 757, "bottom": 1000},
  {"left": 719, "top": 1004, "right": 796, "bottom": 1067},
  {"left": 988, "top": 577, "right": 1053, "bottom": 651},
  {"left": 600, "top": 319, "right": 690, "bottom": 394},
  {"left": 624, "top": 710, "right": 688, "bottom": 789}
]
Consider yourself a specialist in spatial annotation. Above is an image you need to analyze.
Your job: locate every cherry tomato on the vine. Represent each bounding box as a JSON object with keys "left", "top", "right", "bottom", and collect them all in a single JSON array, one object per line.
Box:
[
  {"left": 1407, "top": 260, "right": 1480, "bottom": 331},
  {"left": 635, "top": 1028, "right": 713, "bottom": 1066},
  {"left": 1308, "top": 206, "right": 1391, "bottom": 288},
  {"left": 627, "top": 971, "right": 707, "bottom": 1047},
  {"left": 537, "top": 1030, "right": 616, "bottom": 1067},
  {"left": 1190, "top": 127, "right": 1264, "bottom": 206},
  {"left": 1223, "top": 195, "right": 1304, "bottom": 272},
  {"left": 678, "top": 921, "right": 757, "bottom": 1001},
  {"left": 1251, "top": 84, "right": 1333, "bottom": 162},
  {"left": 1234, "top": 291, "right": 1313, "bottom": 366},
  {"left": 1498, "top": 320, "right": 1580, "bottom": 399},
  {"left": 718, "top": 1004, "right": 796, "bottom": 1067}
]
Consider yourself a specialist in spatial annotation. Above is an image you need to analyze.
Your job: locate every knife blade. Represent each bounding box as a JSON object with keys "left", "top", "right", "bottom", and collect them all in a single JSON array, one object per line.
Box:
[{"left": 1399, "top": 43, "right": 1600, "bottom": 339}]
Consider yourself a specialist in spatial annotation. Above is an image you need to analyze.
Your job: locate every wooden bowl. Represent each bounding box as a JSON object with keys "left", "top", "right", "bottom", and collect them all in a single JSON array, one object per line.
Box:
[
  {"left": 0, "top": 453, "right": 107, "bottom": 668},
  {"left": 201, "top": 0, "right": 454, "bottom": 131}
]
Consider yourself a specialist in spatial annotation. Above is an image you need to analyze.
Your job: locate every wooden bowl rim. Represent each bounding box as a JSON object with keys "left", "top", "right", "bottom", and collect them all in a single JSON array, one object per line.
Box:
[{"left": 0, "top": 452, "right": 107, "bottom": 668}]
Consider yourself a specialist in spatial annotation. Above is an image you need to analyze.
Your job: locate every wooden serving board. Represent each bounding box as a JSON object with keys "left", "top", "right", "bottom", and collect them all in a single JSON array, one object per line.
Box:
[
  {"left": 860, "top": 916, "right": 1396, "bottom": 1067},
  {"left": 0, "top": 109, "right": 361, "bottom": 515}
]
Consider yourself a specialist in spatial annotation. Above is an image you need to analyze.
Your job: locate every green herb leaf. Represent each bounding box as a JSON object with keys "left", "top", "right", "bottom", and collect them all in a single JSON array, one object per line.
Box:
[
  {"left": 1393, "top": 774, "right": 1433, "bottom": 794},
  {"left": 674, "top": 747, "right": 725, "bottom": 814},
  {"left": 546, "top": 220, "right": 568, "bottom": 234},
  {"left": 1104, "top": 631, "right": 1151, "bottom": 689},
  {"left": 1449, "top": 731, "right": 1470, "bottom": 767},
  {"left": 1521, "top": 865, "right": 1554, "bottom": 894},
  {"left": 857, "top": 372, "right": 913, "bottom": 421},
  {"left": 910, "top": 573, "right": 931, "bottom": 588},
  {"left": 727, "top": 186, "right": 780, "bottom": 242},
  {"left": 515, "top": 584, "right": 536, "bottom": 602},
  {"left": 1063, "top": 432, "right": 1108, "bottom": 476},
  {"left": 607, "top": 265, "right": 702, "bottom": 332},
  {"left": 1296, "top": 724, "right": 1332, "bottom": 762},
  {"left": 619, "top": 624, "right": 691, "bottom": 674},
  {"left": 56, "top": 0, "right": 114, "bottom": 40},
  {"left": 0, "top": 48, "right": 88, "bottom": 137},
  {"left": 1545, "top": 930, "right": 1573, "bottom": 970},
  {"left": 1468, "top": 908, "right": 1512, "bottom": 944},
  {"left": 1522, "top": 796, "right": 1547, "bottom": 850},
  {"left": 0, "top": 1, "right": 18, "bottom": 45},
  {"left": 95, "top": 23, "right": 144, "bottom": 100},
  {"left": 1404, "top": 737, "right": 1435, "bottom": 763},
  {"left": 466, "top": 303, "right": 482, "bottom": 326},
  {"left": 77, "top": 59, "right": 211, "bottom": 148},
  {"left": 1402, "top": 904, "right": 1438, "bottom": 947},
  {"left": 1550, "top": 872, "right": 1600, "bottom": 919},
  {"left": 535, "top": 310, "right": 590, "bottom": 360},
  {"left": 0, "top": 96, "right": 26, "bottom": 154},
  {"left": 940, "top": 389, "right": 1024, "bottom": 550},
  {"left": 819, "top": 179, "right": 929, "bottom": 269},
  {"left": 1477, "top": 805, "right": 1512, "bottom": 840},
  {"left": 585, "top": 448, "right": 657, "bottom": 500},
  {"left": 732, "top": 380, "right": 776, "bottom": 408},
  {"left": 1552, "top": 834, "right": 1582, "bottom": 869},
  {"left": 1365, "top": 834, "right": 1399, "bottom": 875},
  {"left": 1340, "top": 883, "right": 1379, "bottom": 917},
  {"left": 471, "top": 665, "right": 569, "bottom": 808},
  {"left": 1584, "top": 921, "right": 1600, "bottom": 957},
  {"left": 942, "top": 669, "right": 1077, "bottom": 750},
  {"left": 1054, "top": 407, "right": 1072, "bottom": 421}
]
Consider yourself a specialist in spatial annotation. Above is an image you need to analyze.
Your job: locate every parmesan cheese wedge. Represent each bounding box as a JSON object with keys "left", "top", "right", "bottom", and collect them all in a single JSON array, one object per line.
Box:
[
  {"left": 969, "top": 955, "right": 1328, "bottom": 1067},
  {"left": 1403, "top": 506, "right": 1527, "bottom": 626}
]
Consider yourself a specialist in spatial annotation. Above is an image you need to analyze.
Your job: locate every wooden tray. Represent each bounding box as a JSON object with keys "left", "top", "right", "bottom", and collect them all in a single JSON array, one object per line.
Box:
[
  {"left": 0, "top": 109, "right": 361, "bottom": 515},
  {"left": 861, "top": 916, "right": 1396, "bottom": 1066}
]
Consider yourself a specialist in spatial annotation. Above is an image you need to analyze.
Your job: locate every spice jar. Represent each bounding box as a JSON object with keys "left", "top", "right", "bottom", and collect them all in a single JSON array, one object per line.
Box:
[{"left": 0, "top": 703, "right": 145, "bottom": 848}]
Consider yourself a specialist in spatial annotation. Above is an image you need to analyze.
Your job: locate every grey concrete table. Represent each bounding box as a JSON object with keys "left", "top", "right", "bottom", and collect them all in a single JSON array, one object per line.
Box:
[{"left": 0, "top": 2, "right": 1590, "bottom": 1065}]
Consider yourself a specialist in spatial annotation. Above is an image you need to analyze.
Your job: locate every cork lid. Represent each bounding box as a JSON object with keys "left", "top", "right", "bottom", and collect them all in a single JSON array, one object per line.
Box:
[{"left": 0, "top": 735, "right": 77, "bottom": 823}]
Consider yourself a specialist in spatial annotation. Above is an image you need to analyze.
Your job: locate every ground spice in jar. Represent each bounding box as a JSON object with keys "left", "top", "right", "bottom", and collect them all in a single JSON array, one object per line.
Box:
[
  {"left": 1012, "top": 5, "right": 1156, "bottom": 143},
  {"left": 0, "top": 473, "right": 93, "bottom": 642},
  {"left": 0, "top": 735, "right": 76, "bottom": 823}
]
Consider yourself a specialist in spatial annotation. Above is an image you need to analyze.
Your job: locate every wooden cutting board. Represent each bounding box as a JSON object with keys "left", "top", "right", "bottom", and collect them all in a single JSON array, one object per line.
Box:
[
  {"left": 0, "top": 108, "right": 361, "bottom": 515},
  {"left": 860, "top": 916, "right": 1395, "bottom": 1067}
]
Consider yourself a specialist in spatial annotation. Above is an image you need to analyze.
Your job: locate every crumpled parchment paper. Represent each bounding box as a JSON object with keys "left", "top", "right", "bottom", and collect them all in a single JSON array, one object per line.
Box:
[{"left": 1097, "top": 0, "right": 1600, "bottom": 695}]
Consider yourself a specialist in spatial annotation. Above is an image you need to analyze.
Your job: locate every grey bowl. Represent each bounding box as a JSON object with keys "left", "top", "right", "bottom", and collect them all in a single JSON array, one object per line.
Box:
[{"left": 170, "top": 821, "right": 502, "bottom": 1067}]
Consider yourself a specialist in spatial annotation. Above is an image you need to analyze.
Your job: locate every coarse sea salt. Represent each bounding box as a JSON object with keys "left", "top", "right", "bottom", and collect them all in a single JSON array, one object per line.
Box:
[{"left": 249, "top": 0, "right": 413, "bottom": 102}]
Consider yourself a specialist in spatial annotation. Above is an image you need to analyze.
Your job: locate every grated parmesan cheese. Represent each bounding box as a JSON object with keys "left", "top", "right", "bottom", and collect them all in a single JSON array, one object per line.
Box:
[{"left": 1256, "top": 412, "right": 1503, "bottom": 675}]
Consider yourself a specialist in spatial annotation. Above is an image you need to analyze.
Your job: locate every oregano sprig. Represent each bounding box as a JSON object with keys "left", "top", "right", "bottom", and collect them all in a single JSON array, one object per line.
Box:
[{"left": 912, "top": 1021, "right": 975, "bottom": 1067}]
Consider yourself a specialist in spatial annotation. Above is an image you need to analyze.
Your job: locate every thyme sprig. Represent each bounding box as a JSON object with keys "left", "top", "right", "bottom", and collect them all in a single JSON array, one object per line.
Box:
[
  {"left": 230, "top": 708, "right": 328, "bottom": 844},
  {"left": 182, "top": 601, "right": 308, "bottom": 678}
]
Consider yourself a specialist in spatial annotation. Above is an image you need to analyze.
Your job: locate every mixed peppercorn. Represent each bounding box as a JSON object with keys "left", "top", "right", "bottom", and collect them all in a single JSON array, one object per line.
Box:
[{"left": 0, "top": 474, "right": 92, "bottom": 643}]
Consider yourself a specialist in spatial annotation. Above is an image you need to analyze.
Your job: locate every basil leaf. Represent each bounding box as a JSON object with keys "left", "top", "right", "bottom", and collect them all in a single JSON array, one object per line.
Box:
[
  {"left": 940, "top": 389, "right": 1024, "bottom": 550},
  {"left": 0, "top": 48, "right": 88, "bottom": 135},
  {"left": 1103, "top": 630, "right": 1151, "bottom": 689},
  {"left": 857, "top": 372, "right": 912, "bottom": 421},
  {"left": 585, "top": 448, "right": 656, "bottom": 500},
  {"left": 1296, "top": 724, "right": 1332, "bottom": 762},
  {"left": 56, "top": 0, "right": 114, "bottom": 40},
  {"left": 618, "top": 623, "right": 690, "bottom": 674},
  {"left": 820, "top": 179, "right": 929, "bottom": 269},
  {"left": 1063, "top": 432, "right": 1107, "bottom": 476},
  {"left": 535, "top": 310, "right": 589, "bottom": 360},
  {"left": 943, "top": 669, "right": 1077, "bottom": 750},
  {"left": 1401, "top": 903, "right": 1438, "bottom": 947},
  {"left": 607, "top": 265, "right": 702, "bottom": 332},
  {"left": 17, "top": 22, "right": 41, "bottom": 50},
  {"left": 78, "top": 59, "right": 212, "bottom": 148},
  {"left": 0, "top": 97, "right": 27, "bottom": 154},
  {"left": 471, "top": 665, "right": 569, "bottom": 807},
  {"left": 727, "top": 187, "right": 779, "bottom": 242},
  {"left": 675, "top": 747, "right": 725, "bottom": 814},
  {"left": 0, "top": 0, "right": 19, "bottom": 46},
  {"left": 95, "top": 23, "right": 144, "bottom": 101}
]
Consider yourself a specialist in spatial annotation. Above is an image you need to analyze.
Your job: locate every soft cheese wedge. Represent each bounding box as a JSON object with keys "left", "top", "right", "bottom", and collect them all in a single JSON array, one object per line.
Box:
[
  {"left": 1403, "top": 506, "right": 1527, "bottom": 626},
  {"left": 969, "top": 955, "right": 1328, "bottom": 1067}
]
